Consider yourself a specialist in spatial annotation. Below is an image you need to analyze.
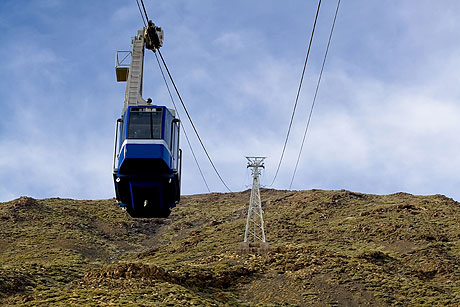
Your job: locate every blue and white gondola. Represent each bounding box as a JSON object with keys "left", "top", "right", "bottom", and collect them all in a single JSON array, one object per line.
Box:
[{"left": 113, "top": 105, "right": 181, "bottom": 218}]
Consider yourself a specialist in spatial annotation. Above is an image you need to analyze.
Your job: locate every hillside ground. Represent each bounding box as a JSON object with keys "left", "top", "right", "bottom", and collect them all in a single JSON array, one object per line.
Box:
[{"left": 1, "top": 189, "right": 460, "bottom": 306}]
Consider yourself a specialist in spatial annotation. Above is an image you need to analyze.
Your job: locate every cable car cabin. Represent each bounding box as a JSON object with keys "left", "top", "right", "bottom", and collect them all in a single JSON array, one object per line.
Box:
[{"left": 113, "top": 105, "right": 181, "bottom": 218}]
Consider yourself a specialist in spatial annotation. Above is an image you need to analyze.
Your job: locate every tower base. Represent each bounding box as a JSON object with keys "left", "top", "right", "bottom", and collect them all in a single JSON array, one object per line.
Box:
[{"left": 238, "top": 242, "right": 270, "bottom": 255}]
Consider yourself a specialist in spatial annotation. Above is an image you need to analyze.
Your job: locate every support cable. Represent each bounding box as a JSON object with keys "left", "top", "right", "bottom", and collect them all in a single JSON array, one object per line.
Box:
[
  {"left": 156, "top": 49, "right": 233, "bottom": 192},
  {"left": 153, "top": 52, "right": 211, "bottom": 192},
  {"left": 135, "top": 0, "right": 231, "bottom": 192},
  {"left": 139, "top": 0, "right": 149, "bottom": 22},
  {"left": 270, "top": 0, "right": 322, "bottom": 186},
  {"left": 135, "top": 0, "right": 147, "bottom": 26},
  {"left": 290, "top": 0, "right": 341, "bottom": 189}
]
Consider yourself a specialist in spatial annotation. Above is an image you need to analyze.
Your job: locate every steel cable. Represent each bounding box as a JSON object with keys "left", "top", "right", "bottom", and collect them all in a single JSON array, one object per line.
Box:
[
  {"left": 270, "top": 0, "right": 322, "bottom": 186},
  {"left": 133, "top": 0, "right": 227, "bottom": 192},
  {"left": 135, "top": 0, "right": 147, "bottom": 26},
  {"left": 157, "top": 50, "right": 233, "bottom": 192},
  {"left": 139, "top": 0, "right": 149, "bottom": 22},
  {"left": 153, "top": 52, "right": 211, "bottom": 192},
  {"left": 289, "top": 0, "right": 341, "bottom": 189}
]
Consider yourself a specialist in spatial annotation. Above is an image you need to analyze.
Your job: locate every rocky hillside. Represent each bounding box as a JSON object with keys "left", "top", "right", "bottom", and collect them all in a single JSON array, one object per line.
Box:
[{"left": 1, "top": 189, "right": 460, "bottom": 306}]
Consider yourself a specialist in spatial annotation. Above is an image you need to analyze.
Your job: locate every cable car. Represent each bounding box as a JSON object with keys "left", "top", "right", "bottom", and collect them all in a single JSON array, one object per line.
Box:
[
  {"left": 113, "top": 105, "right": 181, "bottom": 218},
  {"left": 113, "top": 24, "right": 181, "bottom": 218}
]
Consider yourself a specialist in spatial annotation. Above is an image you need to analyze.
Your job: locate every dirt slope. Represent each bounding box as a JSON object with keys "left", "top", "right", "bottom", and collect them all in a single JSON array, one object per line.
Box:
[{"left": 1, "top": 189, "right": 460, "bottom": 306}]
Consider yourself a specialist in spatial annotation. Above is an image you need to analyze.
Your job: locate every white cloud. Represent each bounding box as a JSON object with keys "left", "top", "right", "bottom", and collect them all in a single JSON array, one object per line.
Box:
[
  {"left": 213, "top": 32, "right": 245, "bottom": 52},
  {"left": 0, "top": 136, "right": 114, "bottom": 202},
  {"left": 2, "top": 0, "right": 460, "bottom": 202},
  {"left": 281, "top": 65, "right": 460, "bottom": 198}
]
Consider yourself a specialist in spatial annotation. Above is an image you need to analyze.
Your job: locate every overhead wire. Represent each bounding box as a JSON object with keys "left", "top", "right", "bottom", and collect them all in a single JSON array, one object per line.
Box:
[
  {"left": 139, "top": 0, "right": 149, "bottom": 22},
  {"left": 153, "top": 51, "right": 211, "bottom": 192},
  {"left": 133, "top": 0, "right": 232, "bottom": 192},
  {"left": 156, "top": 50, "right": 233, "bottom": 192},
  {"left": 135, "top": 0, "right": 147, "bottom": 26},
  {"left": 289, "top": 0, "right": 341, "bottom": 189},
  {"left": 269, "top": 0, "right": 322, "bottom": 186}
]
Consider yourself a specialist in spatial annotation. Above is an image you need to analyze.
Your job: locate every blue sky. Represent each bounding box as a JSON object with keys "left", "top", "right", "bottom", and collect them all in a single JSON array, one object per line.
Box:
[{"left": 1, "top": 0, "right": 460, "bottom": 202}]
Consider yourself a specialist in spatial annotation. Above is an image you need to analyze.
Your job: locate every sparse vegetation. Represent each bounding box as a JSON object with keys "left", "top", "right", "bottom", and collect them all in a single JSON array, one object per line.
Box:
[{"left": 1, "top": 190, "right": 460, "bottom": 306}]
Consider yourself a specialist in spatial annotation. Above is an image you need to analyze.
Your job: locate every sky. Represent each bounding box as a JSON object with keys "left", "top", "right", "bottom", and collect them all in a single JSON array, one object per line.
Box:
[{"left": 1, "top": 0, "right": 460, "bottom": 202}]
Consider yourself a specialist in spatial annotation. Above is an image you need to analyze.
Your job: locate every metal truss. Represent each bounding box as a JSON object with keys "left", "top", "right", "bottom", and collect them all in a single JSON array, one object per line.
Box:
[{"left": 244, "top": 157, "right": 267, "bottom": 243}]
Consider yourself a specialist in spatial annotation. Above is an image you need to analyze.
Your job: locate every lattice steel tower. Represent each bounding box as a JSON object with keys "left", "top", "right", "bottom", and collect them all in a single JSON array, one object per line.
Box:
[{"left": 243, "top": 157, "right": 267, "bottom": 244}]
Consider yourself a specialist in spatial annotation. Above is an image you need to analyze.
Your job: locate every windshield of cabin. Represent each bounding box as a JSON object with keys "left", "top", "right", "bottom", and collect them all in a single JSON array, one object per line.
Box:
[{"left": 128, "top": 108, "right": 162, "bottom": 139}]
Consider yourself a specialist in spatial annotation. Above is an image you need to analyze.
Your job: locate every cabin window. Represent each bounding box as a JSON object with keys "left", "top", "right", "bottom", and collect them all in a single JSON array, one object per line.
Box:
[{"left": 128, "top": 108, "right": 162, "bottom": 139}]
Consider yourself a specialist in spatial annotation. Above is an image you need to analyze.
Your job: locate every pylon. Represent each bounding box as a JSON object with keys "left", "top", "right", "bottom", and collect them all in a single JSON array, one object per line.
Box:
[{"left": 240, "top": 157, "right": 269, "bottom": 254}]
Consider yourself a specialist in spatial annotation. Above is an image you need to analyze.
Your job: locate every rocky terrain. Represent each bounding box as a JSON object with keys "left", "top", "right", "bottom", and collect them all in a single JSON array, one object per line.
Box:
[{"left": 1, "top": 189, "right": 460, "bottom": 306}]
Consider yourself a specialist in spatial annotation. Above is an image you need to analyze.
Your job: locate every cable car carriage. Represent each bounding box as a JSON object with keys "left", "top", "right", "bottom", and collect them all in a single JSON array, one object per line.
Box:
[{"left": 113, "top": 24, "right": 181, "bottom": 218}]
